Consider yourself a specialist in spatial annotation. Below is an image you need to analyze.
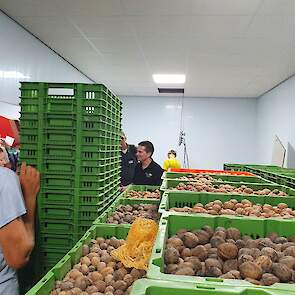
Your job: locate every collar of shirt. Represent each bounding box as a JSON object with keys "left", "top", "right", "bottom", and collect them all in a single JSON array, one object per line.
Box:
[
  {"left": 140, "top": 159, "right": 154, "bottom": 170},
  {"left": 122, "top": 149, "right": 128, "bottom": 154}
]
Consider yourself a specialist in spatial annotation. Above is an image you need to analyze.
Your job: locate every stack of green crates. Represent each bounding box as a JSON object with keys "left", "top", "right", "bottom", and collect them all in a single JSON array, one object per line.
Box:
[
  {"left": 19, "top": 82, "right": 122, "bottom": 277},
  {"left": 224, "top": 163, "right": 295, "bottom": 189}
]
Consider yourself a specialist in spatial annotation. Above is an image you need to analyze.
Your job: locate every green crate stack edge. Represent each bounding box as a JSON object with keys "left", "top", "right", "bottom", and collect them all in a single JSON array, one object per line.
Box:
[
  {"left": 18, "top": 83, "right": 122, "bottom": 289},
  {"left": 224, "top": 163, "right": 295, "bottom": 189}
]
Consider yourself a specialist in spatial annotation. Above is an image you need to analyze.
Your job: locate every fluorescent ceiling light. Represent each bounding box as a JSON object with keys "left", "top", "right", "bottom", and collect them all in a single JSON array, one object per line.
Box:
[
  {"left": 152, "top": 74, "right": 186, "bottom": 84},
  {"left": 0, "top": 71, "right": 30, "bottom": 79}
]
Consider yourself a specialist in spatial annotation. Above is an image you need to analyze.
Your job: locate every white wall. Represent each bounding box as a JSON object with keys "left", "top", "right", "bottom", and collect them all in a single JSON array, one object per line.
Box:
[
  {"left": 257, "top": 75, "right": 295, "bottom": 166},
  {"left": 0, "top": 11, "right": 91, "bottom": 119},
  {"left": 121, "top": 96, "right": 257, "bottom": 169}
]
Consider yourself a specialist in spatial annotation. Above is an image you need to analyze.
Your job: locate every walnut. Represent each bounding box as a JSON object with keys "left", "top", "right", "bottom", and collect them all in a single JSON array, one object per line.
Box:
[
  {"left": 174, "top": 267, "right": 195, "bottom": 276},
  {"left": 217, "top": 243, "right": 238, "bottom": 260},
  {"left": 279, "top": 256, "right": 295, "bottom": 269},
  {"left": 205, "top": 258, "right": 222, "bottom": 270},
  {"left": 238, "top": 254, "right": 254, "bottom": 266},
  {"left": 184, "top": 257, "right": 202, "bottom": 271},
  {"left": 183, "top": 232, "right": 199, "bottom": 248},
  {"left": 165, "top": 264, "right": 178, "bottom": 274},
  {"left": 181, "top": 248, "right": 192, "bottom": 259},
  {"left": 261, "top": 273, "right": 280, "bottom": 286},
  {"left": 164, "top": 246, "right": 180, "bottom": 264},
  {"left": 260, "top": 247, "right": 279, "bottom": 262},
  {"left": 206, "top": 266, "right": 222, "bottom": 277},
  {"left": 257, "top": 238, "right": 275, "bottom": 250},
  {"left": 283, "top": 246, "right": 295, "bottom": 258},
  {"left": 193, "top": 230, "right": 210, "bottom": 245},
  {"left": 210, "top": 236, "right": 225, "bottom": 248},
  {"left": 202, "top": 225, "right": 214, "bottom": 238},
  {"left": 223, "top": 259, "right": 238, "bottom": 273},
  {"left": 214, "top": 230, "right": 226, "bottom": 240},
  {"left": 238, "top": 248, "right": 253, "bottom": 257},
  {"left": 272, "top": 263, "right": 292, "bottom": 282},
  {"left": 191, "top": 245, "right": 208, "bottom": 261},
  {"left": 239, "top": 262, "right": 263, "bottom": 280},
  {"left": 245, "top": 239, "right": 258, "bottom": 249},
  {"left": 274, "top": 237, "right": 288, "bottom": 244},
  {"left": 167, "top": 237, "right": 184, "bottom": 252},
  {"left": 236, "top": 239, "right": 246, "bottom": 249},
  {"left": 245, "top": 278, "right": 262, "bottom": 285},
  {"left": 255, "top": 255, "right": 272, "bottom": 272},
  {"left": 226, "top": 228, "right": 241, "bottom": 241},
  {"left": 267, "top": 232, "right": 278, "bottom": 242}
]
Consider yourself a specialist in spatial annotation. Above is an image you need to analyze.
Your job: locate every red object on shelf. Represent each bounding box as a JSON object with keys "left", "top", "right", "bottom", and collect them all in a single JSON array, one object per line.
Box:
[
  {"left": 169, "top": 168, "right": 255, "bottom": 176},
  {"left": 0, "top": 116, "right": 20, "bottom": 147}
]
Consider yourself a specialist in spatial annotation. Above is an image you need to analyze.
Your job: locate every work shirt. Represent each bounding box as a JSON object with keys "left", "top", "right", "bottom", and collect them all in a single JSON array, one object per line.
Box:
[
  {"left": 0, "top": 167, "right": 27, "bottom": 295},
  {"left": 121, "top": 145, "right": 137, "bottom": 186},
  {"left": 163, "top": 158, "right": 181, "bottom": 171},
  {"left": 133, "top": 160, "right": 164, "bottom": 186}
]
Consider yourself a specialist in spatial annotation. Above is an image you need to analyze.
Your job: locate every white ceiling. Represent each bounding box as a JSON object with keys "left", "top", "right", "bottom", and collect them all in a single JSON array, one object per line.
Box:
[{"left": 1, "top": 0, "right": 295, "bottom": 97}]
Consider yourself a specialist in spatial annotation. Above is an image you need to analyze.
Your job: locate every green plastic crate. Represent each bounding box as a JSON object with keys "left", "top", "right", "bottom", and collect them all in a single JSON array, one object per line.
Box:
[
  {"left": 37, "top": 232, "right": 80, "bottom": 249},
  {"left": 162, "top": 172, "right": 271, "bottom": 184},
  {"left": 38, "top": 203, "right": 101, "bottom": 221},
  {"left": 224, "top": 164, "right": 279, "bottom": 172},
  {"left": 43, "top": 160, "right": 120, "bottom": 175},
  {"left": 243, "top": 168, "right": 295, "bottom": 190},
  {"left": 38, "top": 130, "right": 119, "bottom": 147},
  {"left": 130, "top": 279, "right": 295, "bottom": 295},
  {"left": 161, "top": 179, "right": 295, "bottom": 196},
  {"left": 38, "top": 217, "right": 95, "bottom": 235},
  {"left": 159, "top": 191, "right": 295, "bottom": 217},
  {"left": 40, "top": 187, "right": 105, "bottom": 205},
  {"left": 93, "top": 197, "right": 160, "bottom": 224},
  {"left": 148, "top": 213, "right": 295, "bottom": 291},
  {"left": 42, "top": 169, "right": 120, "bottom": 190},
  {"left": 25, "top": 224, "right": 131, "bottom": 295},
  {"left": 223, "top": 164, "right": 248, "bottom": 171}
]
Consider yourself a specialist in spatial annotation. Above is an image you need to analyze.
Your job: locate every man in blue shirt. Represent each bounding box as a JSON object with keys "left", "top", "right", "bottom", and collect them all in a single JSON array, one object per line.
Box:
[{"left": 0, "top": 163, "right": 40, "bottom": 294}]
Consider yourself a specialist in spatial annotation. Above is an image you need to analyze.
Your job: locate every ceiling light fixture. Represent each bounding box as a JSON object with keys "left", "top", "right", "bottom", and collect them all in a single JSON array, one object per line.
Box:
[
  {"left": 152, "top": 74, "right": 186, "bottom": 84},
  {"left": 0, "top": 70, "right": 30, "bottom": 79}
]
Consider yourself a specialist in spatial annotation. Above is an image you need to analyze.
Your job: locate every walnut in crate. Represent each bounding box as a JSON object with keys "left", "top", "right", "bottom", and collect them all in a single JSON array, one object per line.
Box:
[
  {"left": 127, "top": 190, "right": 161, "bottom": 199},
  {"left": 170, "top": 199, "right": 295, "bottom": 219},
  {"left": 164, "top": 226, "right": 295, "bottom": 286},
  {"left": 50, "top": 237, "right": 146, "bottom": 295},
  {"left": 174, "top": 181, "right": 288, "bottom": 197},
  {"left": 106, "top": 204, "right": 159, "bottom": 224}
]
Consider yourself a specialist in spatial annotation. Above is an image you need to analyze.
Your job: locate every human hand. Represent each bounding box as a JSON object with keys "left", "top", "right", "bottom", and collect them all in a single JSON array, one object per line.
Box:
[
  {"left": 120, "top": 186, "right": 127, "bottom": 192},
  {"left": 19, "top": 162, "right": 40, "bottom": 202}
]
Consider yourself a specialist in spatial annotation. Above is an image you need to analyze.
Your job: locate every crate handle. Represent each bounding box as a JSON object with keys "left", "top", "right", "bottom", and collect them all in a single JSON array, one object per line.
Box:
[
  {"left": 205, "top": 278, "right": 224, "bottom": 283},
  {"left": 48, "top": 88, "right": 74, "bottom": 96},
  {"left": 195, "top": 284, "right": 216, "bottom": 290}
]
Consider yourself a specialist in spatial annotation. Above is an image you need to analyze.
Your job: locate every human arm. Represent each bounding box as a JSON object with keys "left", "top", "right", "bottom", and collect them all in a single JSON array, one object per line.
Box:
[
  {"left": 153, "top": 165, "right": 164, "bottom": 186},
  {"left": 0, "top": 164, "right": 40, "bottom": 269},
  {"left": 163, "top": 159, "right": 169, "bottom": 171}
]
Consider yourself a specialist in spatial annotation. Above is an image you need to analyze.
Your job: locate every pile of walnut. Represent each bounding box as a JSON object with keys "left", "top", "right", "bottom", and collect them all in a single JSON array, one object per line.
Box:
[
  {"left": 170, "top": 199, "right": 295, "bottom": 219},
  {"left": 179, "top": 174, "right": 217, "bottom": 185},
  {"left": 175, "top": 182, "right": 287, "bottom": 197},
  {"left": 106, "top": 204, "right": 158, "bottom": 224},
  {"left": 164, "top": 226, "right": 295, "bottom": 285},
  {"left": 50, "top": 237, "right": 146, "bottom": 295},
  {"left": 127, "top": 190, "right": 161, "bottom": 199}
]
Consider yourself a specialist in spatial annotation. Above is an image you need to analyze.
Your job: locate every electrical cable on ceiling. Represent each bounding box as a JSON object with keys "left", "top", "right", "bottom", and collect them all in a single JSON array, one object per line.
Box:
[{"left": 178, "top": 92, "right": 190, "bottom": 168}]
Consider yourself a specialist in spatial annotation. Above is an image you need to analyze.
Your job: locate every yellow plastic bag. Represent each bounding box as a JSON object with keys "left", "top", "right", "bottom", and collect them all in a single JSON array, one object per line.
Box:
[{"left": 111, "top": 217, "right": 158, "bottom": 270}]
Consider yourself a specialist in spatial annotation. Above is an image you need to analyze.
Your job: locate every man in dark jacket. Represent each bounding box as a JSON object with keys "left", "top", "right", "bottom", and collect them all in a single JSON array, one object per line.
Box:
[
  {"left": 120, "top": 133, "right": 137, "bottom": 187},
  {"left": 133, "top": 141, "right": 163, "bottom": 186}
]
